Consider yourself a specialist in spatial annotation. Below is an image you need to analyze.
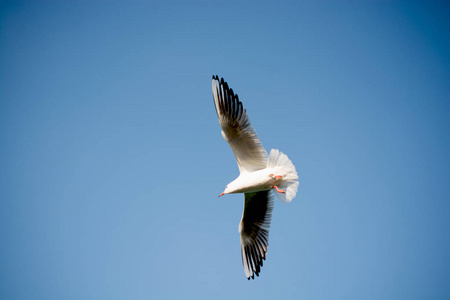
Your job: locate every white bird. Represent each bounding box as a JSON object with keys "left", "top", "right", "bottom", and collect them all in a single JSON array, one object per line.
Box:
[{"left": 212, "top": 75, "right": 299, "bottom": 279}]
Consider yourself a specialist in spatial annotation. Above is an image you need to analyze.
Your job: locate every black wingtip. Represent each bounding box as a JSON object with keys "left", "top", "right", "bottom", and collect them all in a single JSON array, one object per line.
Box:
[{"left": 212, "top": 75, "right": 230, "bottom": 89}]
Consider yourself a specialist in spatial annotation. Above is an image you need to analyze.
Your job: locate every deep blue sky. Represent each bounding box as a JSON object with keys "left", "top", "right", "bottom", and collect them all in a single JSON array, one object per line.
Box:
[{"left": 1, "top": 1, "right": 449, "bottom": 299}]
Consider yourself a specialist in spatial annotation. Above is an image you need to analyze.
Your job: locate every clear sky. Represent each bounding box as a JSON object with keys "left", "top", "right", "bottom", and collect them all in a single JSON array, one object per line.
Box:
[{"left": 1, "top": 1, "right": 449, "bottom": 299}]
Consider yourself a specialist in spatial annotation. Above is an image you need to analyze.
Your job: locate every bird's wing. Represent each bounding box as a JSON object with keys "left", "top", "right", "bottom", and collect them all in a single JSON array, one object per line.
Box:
[
  {"left": 212, "top": 75, "right": 267, "bottom": 173},
  {"left": 239, "top": 190, "right": 274, "bottom": 279}
]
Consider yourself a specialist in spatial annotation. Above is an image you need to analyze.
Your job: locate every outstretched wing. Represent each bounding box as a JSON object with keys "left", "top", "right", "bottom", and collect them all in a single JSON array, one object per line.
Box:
[
  {"left": 239, "top": 190, "right": 274, "bottom": 279},
  {"left": 212, "top": 75, "right": 267, "bottom": 173}
]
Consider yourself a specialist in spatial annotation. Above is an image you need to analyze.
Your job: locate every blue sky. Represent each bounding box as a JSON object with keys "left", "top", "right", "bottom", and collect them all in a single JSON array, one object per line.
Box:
[{"left": 1, "top": 1, "right": 449, "bottom": 299}]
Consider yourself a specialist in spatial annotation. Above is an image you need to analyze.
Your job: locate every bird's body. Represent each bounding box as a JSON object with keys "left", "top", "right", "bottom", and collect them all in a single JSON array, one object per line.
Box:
[
  {"left": 224, "top": 168, "right": 277, "bottom": 194},
  {"left": 212, "top": 75, "right": 299, "bottom": 279},
  {"left": 221, "top": 150, "right": 299, "bottom": 200}
]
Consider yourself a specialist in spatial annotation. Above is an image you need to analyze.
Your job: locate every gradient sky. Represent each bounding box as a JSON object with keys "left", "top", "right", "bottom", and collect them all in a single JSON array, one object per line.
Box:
[{"left": 1, "top": 1, "right": 450, "bottom": 299}]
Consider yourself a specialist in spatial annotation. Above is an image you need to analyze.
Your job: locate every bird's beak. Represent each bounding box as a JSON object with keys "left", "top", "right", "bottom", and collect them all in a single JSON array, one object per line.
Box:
[{"left": 218, "top": 192, "right": 225, "bottom": 198}]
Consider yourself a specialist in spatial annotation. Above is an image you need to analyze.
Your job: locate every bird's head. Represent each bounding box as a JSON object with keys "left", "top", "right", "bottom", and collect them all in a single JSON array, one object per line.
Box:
[
  {"left": 219, "top": 180, "right": 241, "bottom": 197},
  {"left": 219, "top": 185, "right": 229, "bottom": 197}
]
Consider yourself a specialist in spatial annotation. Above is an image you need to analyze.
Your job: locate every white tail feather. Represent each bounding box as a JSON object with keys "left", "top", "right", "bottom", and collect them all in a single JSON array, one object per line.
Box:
[{"left": 267, "top": 149, "right": 299, "bottom": 203}]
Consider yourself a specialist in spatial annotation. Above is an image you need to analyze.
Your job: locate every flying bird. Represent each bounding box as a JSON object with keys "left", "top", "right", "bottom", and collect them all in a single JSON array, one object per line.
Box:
[{"left": 212, "top": 75, "right": 299, "bottom": 279}]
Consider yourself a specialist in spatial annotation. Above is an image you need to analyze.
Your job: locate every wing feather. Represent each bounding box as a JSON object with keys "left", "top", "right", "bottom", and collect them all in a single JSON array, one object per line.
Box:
[
  {"left": 212, "top": 75, "right": 267, "bottom": 173},
  {"left": 239, "top": 190, "right": 274, "bottom": 279}
]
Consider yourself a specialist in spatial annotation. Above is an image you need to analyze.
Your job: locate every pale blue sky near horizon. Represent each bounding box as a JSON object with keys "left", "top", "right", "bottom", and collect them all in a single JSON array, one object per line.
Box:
[{"left": 1, "top": 1, "right": 450, "bottom": 299}]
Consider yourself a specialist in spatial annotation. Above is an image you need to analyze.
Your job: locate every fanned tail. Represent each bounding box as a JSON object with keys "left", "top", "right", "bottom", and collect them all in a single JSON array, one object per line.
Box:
[{"left": 267, "top": 149, "right": 299, "bottom": 203}]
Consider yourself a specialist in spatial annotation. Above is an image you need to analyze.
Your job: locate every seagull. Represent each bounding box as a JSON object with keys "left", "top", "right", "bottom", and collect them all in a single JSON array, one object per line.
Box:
[{"left": 212, "top": 75, "right": 299, "bottom": 279}]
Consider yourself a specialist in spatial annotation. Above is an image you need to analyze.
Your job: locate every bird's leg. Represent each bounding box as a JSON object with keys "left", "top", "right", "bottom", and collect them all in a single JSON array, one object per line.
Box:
[
  {"left": 269, "top": 174, "right": 283, "bottom": 179},
  {"left": 273, "top": 185, "right": 285, "bottom": 193}
]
